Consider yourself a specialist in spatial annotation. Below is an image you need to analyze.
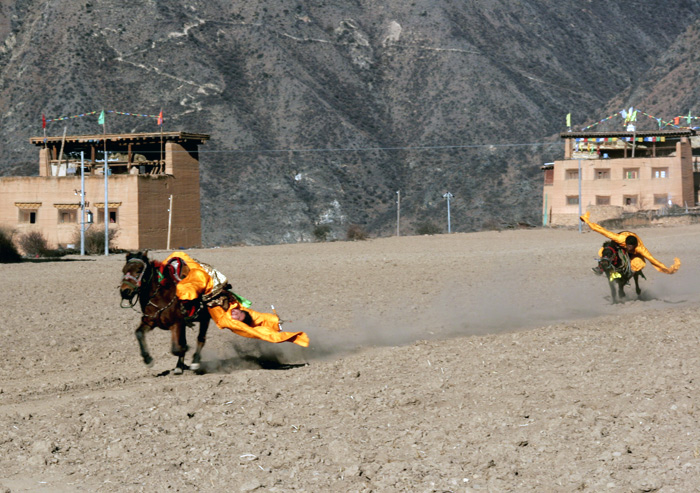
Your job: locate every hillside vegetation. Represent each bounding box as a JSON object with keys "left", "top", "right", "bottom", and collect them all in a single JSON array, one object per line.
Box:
[{"left": 2, "top": 0, "right": 700, "bottom": 244}]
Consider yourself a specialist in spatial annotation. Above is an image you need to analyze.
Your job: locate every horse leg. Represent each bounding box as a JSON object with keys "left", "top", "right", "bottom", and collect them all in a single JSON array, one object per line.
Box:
[
  {"left": 608, "top": 280, "right": 618, "bottom": 304},
  {"left": 170, "top": 323, "right": 189, "bottom": 375},
  {"left": 135, "top": 323, "right": 155, "bottom": 367},
  {"left": 617, "top": 279, "right": 626, "bottom": 300},
  {"left": 190, "top": 318, "right": 210, "bottom": 372},
  {"left": 633, "top": 272, "right": 642, "bottom": 296}
]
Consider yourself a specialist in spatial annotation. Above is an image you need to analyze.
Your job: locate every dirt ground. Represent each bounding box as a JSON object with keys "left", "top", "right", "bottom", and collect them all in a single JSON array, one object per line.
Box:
[{"left": 2, "top": 224, "right": 700, "bottom": 492}]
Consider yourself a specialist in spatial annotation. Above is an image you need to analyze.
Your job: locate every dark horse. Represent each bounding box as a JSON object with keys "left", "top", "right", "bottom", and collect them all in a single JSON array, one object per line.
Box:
[
  {"left": 119, "top": 251, "right": 210, "bottom": 374},
  {"left": 598, "top": 240, "right": 644, "bottom": 304}
]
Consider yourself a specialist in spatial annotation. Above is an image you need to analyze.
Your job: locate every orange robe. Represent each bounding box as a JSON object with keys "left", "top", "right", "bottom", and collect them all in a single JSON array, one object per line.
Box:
[
  {"left": 164, "top": 251, "right": 216, "bottom": 301},
  {"left": 580, "top": 212, "right": 680, "bottom": 274},
  {"left": 164, "top": 251, "right": 310, "bottom": 347},
  {"left": 209, "top": 304, "right": 310, "bottom": 348}
]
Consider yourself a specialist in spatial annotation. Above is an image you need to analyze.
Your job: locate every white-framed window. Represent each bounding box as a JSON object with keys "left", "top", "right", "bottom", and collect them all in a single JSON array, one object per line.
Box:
[{"left": 652, "top": 167, "right": 668, "bottom": 179}]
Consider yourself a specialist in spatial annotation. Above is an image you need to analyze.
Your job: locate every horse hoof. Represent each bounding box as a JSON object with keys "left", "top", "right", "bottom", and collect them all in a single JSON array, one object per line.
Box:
[
  {"left": 144, "top": 357, "right": 154, "bottom": 367},
  {"left": 173, "top": 367, "right": 184, "bottom": 375},
  {"left": 190, "top": 362, "right": 200, "bottom": 371}
]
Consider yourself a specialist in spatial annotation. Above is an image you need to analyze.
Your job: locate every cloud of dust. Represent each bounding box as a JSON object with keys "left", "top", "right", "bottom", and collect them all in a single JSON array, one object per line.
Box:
[
  {"left": 297, "top": 263, "right": 700, "bottom": 362},
  {"left": 201, "top": 264, "right": 700, "bottom": 371}
]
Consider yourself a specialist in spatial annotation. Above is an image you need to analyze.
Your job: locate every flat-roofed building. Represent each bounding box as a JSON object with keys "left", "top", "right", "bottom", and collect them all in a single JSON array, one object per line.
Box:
[
  {"left": 542, "top": 129, "right": 697, "bottom": 226},
  {"left": 0, "top": 131, "right": 209, "bottom": 251}
]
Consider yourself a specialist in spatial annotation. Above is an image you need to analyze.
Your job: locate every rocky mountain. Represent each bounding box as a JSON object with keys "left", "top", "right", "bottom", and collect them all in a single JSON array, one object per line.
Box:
[{"left": 2, "top": 0, "right": 700, "bottom": 245}]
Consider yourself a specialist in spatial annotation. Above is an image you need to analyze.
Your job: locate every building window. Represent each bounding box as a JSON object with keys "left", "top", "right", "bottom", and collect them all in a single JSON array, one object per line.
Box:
[
  {"left": 54, "top": 204, "right": 80, "bottom": 224},
  {"left": 19, "top": 210, "right": 38, "bottom": 224},
  {"left": 623, "top": 168, "right": 639, "bottom": 179},
  {"left": 596, "top": 196, "right": 610, "bottom": 205},
  {"left": 95, "top": 202, "right": 121, "bottom": 224},
  {"left": 566, "top": 195, "right": 579, "bottom": 205},
  {"left": 565, "top": 169, "right": 579, "bottom": 180},
  {"left": 58, "top": 210, "right": 78, "bottom": 224},
  {"left": 16, "top": 203, "right": 42, "bottom": 224},
  {"left": 97, "top": 209, "right": 118, "bottom": 224},
  {"left": 623, "top": 195, "right": 638, "bottom": 206},
  {"left": 652, "top": 167, "right": 668, "bottom": 179},
  {"left": 595, "top": 169, "right": 610, "bottom": 180},
  {"left": 654, "top": 194, "right": 669, "bottom": 205}
]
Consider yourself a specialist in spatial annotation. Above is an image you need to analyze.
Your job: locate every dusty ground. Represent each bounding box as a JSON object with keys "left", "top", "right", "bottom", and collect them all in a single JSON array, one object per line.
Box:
[{"left": 2, "top": 224, "right": 700, "bottom": 492}]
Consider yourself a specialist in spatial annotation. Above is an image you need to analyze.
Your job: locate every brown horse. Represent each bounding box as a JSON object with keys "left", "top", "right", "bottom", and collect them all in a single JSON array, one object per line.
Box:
[{"left": 119, "top": 251, "right": 210, "bottom": 374}]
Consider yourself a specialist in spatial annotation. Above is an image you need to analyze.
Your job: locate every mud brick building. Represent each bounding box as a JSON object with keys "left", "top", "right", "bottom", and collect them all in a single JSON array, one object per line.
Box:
[
  {"left": 0, "top": 131, "right": 209, "bottom": 251},
  {"left": 542, "top": 129, "right": 699, "bottom": 226}
]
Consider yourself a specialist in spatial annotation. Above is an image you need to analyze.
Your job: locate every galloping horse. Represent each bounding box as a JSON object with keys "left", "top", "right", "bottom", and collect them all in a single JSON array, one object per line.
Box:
[
  {"left": 120, "top": 251, "right": 210, "bottom": 374},
  {"left": 598, "top": 240, "right": 644, "bottom": 304}
]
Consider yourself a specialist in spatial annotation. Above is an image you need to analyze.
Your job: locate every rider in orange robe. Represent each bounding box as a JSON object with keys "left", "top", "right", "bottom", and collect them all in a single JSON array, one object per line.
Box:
[
  {"left": 163, "top": 252, "right": 309, "bottom": 348},
  {"left": 580, "top": 212, "right": 680, "bottom": 274}
]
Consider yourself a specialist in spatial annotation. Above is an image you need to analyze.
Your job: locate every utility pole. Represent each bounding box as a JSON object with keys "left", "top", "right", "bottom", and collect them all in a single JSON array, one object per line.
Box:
[
  {"left": 167, "top": 195, "right": 173, "bottom": 250},
  {"left": 396, "top": 190, "right": 401, "bottom": 237},
  {"left": 578, "top": 158, "right": 582, "bottom": 233},
  {"left": 443, "top": 192, "right": 453, "bottom": 233}
]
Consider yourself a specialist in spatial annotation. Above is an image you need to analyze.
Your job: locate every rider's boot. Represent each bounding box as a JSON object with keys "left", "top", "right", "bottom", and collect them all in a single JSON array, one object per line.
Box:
[{"left": 591, "top": 265, "right": 604, "bottom": 276}]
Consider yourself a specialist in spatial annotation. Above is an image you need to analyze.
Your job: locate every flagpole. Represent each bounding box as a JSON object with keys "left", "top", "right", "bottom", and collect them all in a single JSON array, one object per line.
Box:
[{"left": 101, "top": 109, "right": 109, "bottom": 256}]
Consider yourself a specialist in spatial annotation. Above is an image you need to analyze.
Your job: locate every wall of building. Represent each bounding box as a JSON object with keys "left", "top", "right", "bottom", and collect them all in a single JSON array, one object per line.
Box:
[
  {"left": 162, "top": 141, "right": 202, "bottom": 248},
  {"left": 0, "top": 141, "right": 203, "bottom": 252},
  {"left": 0, "top": 174, "right": 137, "bottom": 250},
  {"left": 544, "top": 140, "right": 694, "bottom": 226}
]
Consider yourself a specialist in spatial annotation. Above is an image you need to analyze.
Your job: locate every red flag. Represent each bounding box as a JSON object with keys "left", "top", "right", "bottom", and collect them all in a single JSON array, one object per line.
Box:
[
  {"left": 675, "top": 117, "right": 680, "bottom": 125},
  {"left": 42, "top": 114, "right": 46, "bottom": 129},
  {"left": 157, "top": 110, "right": 163, "bottom": 126}
]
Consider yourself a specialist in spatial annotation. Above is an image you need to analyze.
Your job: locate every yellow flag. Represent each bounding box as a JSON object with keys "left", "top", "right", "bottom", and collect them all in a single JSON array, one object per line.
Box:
[{"left": 566, "top": 113, "right": 571, "bottom": 127}]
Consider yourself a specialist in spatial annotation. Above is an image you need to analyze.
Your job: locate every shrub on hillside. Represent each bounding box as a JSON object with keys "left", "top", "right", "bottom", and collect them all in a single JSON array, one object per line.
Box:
[
  {"left": 313, "top": 224, "right": 331, "bottom": 242},
  {"left": 0, "top": 227, "right": 21, "bottom": 263},
  {"left": 415, "top": 221, "right": 441, "bottom": 236},
  {"left": 346, "top": 224, "right": 368, "bottom": 241}
]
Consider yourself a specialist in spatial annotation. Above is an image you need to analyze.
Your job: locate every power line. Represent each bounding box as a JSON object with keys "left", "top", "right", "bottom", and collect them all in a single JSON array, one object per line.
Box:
[{"left": 197, "top": 141, "right": 561, "bottom": 154}]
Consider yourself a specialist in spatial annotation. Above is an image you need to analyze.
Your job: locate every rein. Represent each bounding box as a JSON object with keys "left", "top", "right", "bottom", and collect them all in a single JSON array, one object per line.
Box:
[{"left": 120, "top": 257, "right": 151, "bottom": 309}]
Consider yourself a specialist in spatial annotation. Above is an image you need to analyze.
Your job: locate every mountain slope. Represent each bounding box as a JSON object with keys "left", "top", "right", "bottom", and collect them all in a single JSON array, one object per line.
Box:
[{"left": 2, "top": 0, "right": 700, "bottom": 244}]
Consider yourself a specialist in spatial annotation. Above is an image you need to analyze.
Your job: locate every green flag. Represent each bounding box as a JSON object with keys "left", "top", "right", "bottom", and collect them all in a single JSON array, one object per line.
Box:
[
  {"left": 566, "top": 113, "right": 571, "bottom": 127},
  {"left": 98, "top": 110, "right": 105, "bottom": 125}
]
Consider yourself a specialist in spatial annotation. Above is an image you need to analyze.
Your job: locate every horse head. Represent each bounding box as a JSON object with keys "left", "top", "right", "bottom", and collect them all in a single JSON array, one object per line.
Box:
[
  {"left": 598, "top": 242, "right": 621, "bottom": 275},
  {"left": 120, "top": 251, "right": 152, "bottom": 302}
]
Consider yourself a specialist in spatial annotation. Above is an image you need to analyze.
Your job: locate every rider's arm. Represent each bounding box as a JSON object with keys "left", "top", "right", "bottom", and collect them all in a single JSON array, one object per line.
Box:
[
  {"left": 634, "top": 244, "right": 681, "bottom": 274},
  {"left": 580, "top": 211, "right": 626, "bottom": 244},
  {"left": 175, "top": 268, "right": 211, "bottom": 300}
]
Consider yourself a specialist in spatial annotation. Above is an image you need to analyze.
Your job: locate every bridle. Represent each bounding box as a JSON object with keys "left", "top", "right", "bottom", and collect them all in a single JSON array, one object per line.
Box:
[
  {"left": 599, "top": 243, "right": 631, "bottom": 280},
  {"left": 120, "top": 257, "right": 154, "bottom": 309},
  {"left": 120, "top": 256, "right": 188, "bottom": 321}
]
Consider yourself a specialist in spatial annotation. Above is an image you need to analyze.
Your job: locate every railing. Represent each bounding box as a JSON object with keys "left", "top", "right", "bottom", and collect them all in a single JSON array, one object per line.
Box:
[{"left": 48, "top": 159, "right": 166, "bottom": 176}]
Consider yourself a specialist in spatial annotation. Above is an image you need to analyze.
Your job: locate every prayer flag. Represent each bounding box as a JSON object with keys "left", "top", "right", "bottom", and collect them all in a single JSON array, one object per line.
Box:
[
  {"left": 620, "top": 109, "right": 628, "bottom": 119},
  {"left": 98, "top": 109, "right": 105, "bottom": 125},
  {"left": 675, "top": 117, "right": 680, "bottom": 125},
  {"left": 566, "top": 113, "right": 571, "bottom": 127},
  {"left": 687, "top": 111, "right": 692, "bottom": 124},
  {"left": 42, "top": 114, "right": 46, "bottom": 129},
  {"left": 157, "top": 110, "right": 163, "bottom": 126}
]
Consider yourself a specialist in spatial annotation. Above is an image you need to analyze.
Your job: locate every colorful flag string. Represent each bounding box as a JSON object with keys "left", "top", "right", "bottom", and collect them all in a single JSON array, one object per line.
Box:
[
  {"left": 42, "top": 109, "right": 163, "bottom": 126},
  {"left": 578, "top": 107, "right": 700, "bottom": 131}
]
